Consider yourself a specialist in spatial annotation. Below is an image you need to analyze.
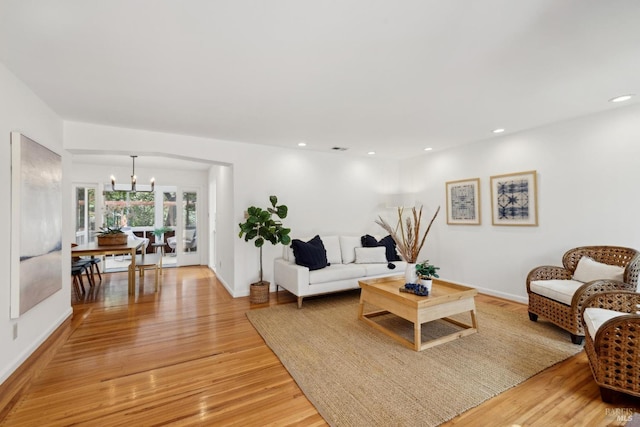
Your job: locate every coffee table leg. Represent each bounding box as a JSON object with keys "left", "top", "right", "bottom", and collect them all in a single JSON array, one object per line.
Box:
[{"left": 414, "top": 322, "right": 421, "bottom": 351}]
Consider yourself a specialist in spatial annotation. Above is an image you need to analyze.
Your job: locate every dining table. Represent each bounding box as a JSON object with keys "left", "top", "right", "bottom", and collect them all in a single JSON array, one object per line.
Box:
[{"left": 71, "top": 241, "right": 144, "bottom": 295}]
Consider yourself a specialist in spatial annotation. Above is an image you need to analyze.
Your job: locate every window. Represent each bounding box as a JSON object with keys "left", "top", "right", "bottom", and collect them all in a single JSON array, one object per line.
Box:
[
  {"left": 104, "top": 191, "right": 155, "bottom": 227},
  {"left": 75, "top": 186, "right": 96, "bottom": 244},
  {"left": 163, "top": 191, "right": 177, "bottom": 227},
  {"left": 183, "top": 191, "right": 197, "bottom": 253}
]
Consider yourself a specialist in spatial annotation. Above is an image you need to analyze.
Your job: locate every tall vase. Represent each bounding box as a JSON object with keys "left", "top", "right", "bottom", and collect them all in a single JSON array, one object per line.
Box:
[{"left": 405, "top": 263, "right": 418, "bottom": 284}]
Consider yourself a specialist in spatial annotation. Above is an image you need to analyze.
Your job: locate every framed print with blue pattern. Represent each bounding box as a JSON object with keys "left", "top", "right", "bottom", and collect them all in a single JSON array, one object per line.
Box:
[
  {"left": 446, "top": 178, "right": 480, "bottom": 225},
  {"left": 490, "top": 170, "right": 538, "bottom": 226}
]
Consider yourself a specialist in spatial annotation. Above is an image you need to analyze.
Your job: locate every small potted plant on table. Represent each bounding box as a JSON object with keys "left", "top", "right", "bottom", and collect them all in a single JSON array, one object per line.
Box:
[
  {"left": 152, "top": 226, "right": 171, "bottom": 243},
  {"left": 415, "top": 260, "right": 440, "bottom": 293}
]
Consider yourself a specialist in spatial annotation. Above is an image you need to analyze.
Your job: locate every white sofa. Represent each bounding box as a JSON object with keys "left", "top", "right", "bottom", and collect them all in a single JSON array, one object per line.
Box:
[{"left": 274, "top": 235, "right": 407, "bottom": 308}]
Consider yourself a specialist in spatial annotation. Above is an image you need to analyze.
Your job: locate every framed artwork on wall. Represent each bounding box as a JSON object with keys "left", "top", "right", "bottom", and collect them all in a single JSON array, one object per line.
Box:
[
  {"left": 490, "top": 170, "right": 538, "bottom": 226},
  {"left": 10, "top": 132, "right": 63, "bottom": 318},
  {"left": 445, "top": 178, "right": 480, "bottom": 225}
]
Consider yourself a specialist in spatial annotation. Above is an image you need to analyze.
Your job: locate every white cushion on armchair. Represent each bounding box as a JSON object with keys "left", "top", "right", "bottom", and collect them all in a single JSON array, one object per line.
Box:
[
  {"left": 529, "top": 279, "right": 584, "bottom": 305},
  {"left": 530, "top": 257, "right": 627, "bottom": 307},
  {"left": 573, "top": 256, "right": 624, "bottom": 282},
  {"left": 583, "top": 307, "right": 626, "bottom": 339}
]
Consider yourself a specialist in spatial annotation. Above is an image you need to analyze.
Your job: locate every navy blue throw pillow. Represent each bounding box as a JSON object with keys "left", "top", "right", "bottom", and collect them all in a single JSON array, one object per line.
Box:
[
  {"left": 361, "top": 234, "right": 378, "bottom": 248},
  {"left": 291, "top": 235, "right": 328, "bottom": 270},
  {"left": 379, "top": 235, "right": 401, "bottom": 262},
  {"left": 361, "top": 234, "right": 401, "bottom": 262}
]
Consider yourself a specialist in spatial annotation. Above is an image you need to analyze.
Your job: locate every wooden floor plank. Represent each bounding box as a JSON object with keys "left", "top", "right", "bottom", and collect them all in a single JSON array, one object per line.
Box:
[{"left": 1, "top": 266, "right": 639, "bottom": 426}]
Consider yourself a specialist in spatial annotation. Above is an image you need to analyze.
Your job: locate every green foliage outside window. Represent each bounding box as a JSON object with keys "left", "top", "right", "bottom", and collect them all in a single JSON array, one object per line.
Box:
[
  {"left": 104, "top": 191, "right": 155, "bottom": 227},
  {"left": 184, "top": 192, "right": 197, "bottom": 228}
]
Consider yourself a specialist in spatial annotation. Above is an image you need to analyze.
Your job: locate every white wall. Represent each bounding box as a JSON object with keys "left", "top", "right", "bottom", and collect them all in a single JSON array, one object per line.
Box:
[
  {"left": 405, "top": 104, "right": 640, "bottom": 302},
  {"left": 64, "top": 122, "right": 402, "bottom": 297},
  {"left": 211, "top": 164, "right": 234, "bottom": 292},
  {"left": 231, "top": 144, "right": 402, "bottom": 295},
  {"left": 0, "top": 64, "right": 71, "bottom": 383}
]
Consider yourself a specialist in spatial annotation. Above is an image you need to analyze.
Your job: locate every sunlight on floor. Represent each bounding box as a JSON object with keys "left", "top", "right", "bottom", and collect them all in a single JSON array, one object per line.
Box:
[{"left": 103, "top": 254, "right": 177, "bottom": 272}]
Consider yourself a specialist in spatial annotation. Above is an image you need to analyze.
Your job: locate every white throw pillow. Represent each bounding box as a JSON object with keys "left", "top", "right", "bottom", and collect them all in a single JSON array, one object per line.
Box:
[
  {"left": 320, "top": 235, "right": 342, "bottom": 265},
  {"left": 573, "top": 256, "right": 625, "bottom": 282},
  {"left": 354, "top": 246, "right": 387, "bottom": 264},
  {"left": 339, "top": 236, "right": 361, "bottom": 264}
]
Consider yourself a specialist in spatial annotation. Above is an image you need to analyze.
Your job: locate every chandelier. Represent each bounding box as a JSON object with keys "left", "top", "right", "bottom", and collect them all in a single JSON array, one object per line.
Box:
[{"left": 110, "top": 155, "right": 155, "bottom": 192}]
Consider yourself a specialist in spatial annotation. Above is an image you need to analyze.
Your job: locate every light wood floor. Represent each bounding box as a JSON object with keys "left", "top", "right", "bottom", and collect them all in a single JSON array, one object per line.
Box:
[{"left": 1, "top": 267, "right": 639, "bottom": 426}]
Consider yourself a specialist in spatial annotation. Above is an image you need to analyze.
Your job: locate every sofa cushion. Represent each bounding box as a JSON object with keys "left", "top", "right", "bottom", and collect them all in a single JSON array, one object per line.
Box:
[
  {"left": 379, "top": 235, "right": 401, "bottom": 261},
  {"left": 361, "top": 234, "right": 401, "bottom": 262},
  {"left": 309, "top": 264, "right": 366, "bottom": 285},
  {"left": 529, "top": 279, "right": 584, "bottom": 305},
  {"left": 583, "top": 307, "right": 626, "bottom": 339},
  {"left": 573, "top": 256, "right": 625, "bottom": 283},
  {"left": 355, "top": 246, "right": 387, "bottom": 264},
  {"left": 339, "top": 236, "right": 361, "bottom": 264},
  {"left": 363, "top": 262, "right": 397, "bottom": 276},
  {"left": 292, "top": 235, "right": 328, "bottom": 271},
  {"left": 321, "top": 235, "right": 342, "bottom": 265}
]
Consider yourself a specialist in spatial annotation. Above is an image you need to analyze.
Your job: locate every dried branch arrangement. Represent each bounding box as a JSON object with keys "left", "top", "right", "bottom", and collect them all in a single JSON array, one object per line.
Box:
[{"left": 375, "top": 205, "right": 440, "bottom": 263}]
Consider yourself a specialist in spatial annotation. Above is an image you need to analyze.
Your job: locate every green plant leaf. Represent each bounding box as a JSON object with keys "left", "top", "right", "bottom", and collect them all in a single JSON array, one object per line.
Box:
[
  {"left": 276, "top": 205, "right": 288, "bottom": 218},
  {"left": 238, "top": 196, "right": 291, "bottom": 280}
]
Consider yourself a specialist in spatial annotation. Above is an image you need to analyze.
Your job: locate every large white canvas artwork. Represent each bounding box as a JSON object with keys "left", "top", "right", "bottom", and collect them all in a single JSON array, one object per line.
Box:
[{"left": 11, "top": 132, "right": 62, "bottom": 318}]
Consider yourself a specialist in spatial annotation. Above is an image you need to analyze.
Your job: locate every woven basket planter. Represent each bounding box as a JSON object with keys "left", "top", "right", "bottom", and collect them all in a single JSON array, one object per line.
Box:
[
  {"left": 97, "top": 234, "right": 128, "bottom": 246},
  {"left": 250, "top": 281, "right": 270, "bottom": 304}
]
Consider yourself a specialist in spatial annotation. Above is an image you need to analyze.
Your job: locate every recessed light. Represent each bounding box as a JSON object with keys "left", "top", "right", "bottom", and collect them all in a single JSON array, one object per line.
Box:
[
  {"left": 367, "top": 151, "right": 376, "bottom": 155},
  {"left": 298, "top": 142, "right": 307, "bottom": 147},
  {"left": 609, "top": 94, "right": 634, "bottom": 103},
  {"left": 493, "top": 128, "right": 505, "bottom": 134},
  {"left": 424, "top": 147, "right": 433, "bottom": 151}
]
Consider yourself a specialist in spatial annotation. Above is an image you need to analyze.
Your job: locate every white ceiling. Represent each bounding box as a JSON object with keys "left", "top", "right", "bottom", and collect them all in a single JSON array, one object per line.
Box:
[{"left": 1, "top": 0, "right": 640, "bottom": 161}]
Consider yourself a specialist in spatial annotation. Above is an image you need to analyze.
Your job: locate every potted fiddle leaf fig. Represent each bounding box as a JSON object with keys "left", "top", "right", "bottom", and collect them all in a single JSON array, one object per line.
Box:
[{"left": 238, "top": 195, "right": 291, "bottom": 303}]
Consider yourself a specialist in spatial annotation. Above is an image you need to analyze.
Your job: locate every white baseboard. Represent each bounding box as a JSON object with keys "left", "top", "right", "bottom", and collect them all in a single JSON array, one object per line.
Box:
[
  {"left": 1, "top": 307, "right": 73, "bottom": 385},
  {"left": 438, "top": 276, "right": 528, "bottom": 305}
]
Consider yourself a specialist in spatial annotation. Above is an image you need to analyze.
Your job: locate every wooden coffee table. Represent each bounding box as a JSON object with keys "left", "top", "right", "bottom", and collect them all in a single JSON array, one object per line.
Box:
[{"left": 358, "top": 276, "right": 478, "bottom": 351}]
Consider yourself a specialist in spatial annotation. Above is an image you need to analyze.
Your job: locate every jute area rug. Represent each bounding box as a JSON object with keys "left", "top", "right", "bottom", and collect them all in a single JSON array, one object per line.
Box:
[{"left": 246, "top": 291, "right": 582, "bottom": 427}]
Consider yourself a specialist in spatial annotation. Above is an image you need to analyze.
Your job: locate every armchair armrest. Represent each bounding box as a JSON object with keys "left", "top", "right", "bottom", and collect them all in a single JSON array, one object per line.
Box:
[
  {"left": 594, "top": 314, "right": 640, "bottom": 359},
  {"left": 582, "top": 290, "right": 640, "bottom": 314},
  {"left": 526, "top": 266, "right": 572, "bottom": 292},
  {"left": 581, "top": 291, "right": 640, "bottom": 359},
  {"left": 572, "top": 280, "right": 637, "bottom": 314}
]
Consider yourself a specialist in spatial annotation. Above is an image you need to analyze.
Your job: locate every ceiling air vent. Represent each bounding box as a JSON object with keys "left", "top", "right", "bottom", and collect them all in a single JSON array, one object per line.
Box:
[{"left": 331, "top": 146, "right": 349, "bottom": 151}]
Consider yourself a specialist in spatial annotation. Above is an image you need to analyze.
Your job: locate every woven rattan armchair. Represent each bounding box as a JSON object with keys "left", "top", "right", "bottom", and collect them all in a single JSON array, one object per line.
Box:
[
  {"left": 581, "top": 291, "right": 640, "bottom": 402},
  {"left": 526, "top": 246, "right": 640, "bottom": 344}
]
